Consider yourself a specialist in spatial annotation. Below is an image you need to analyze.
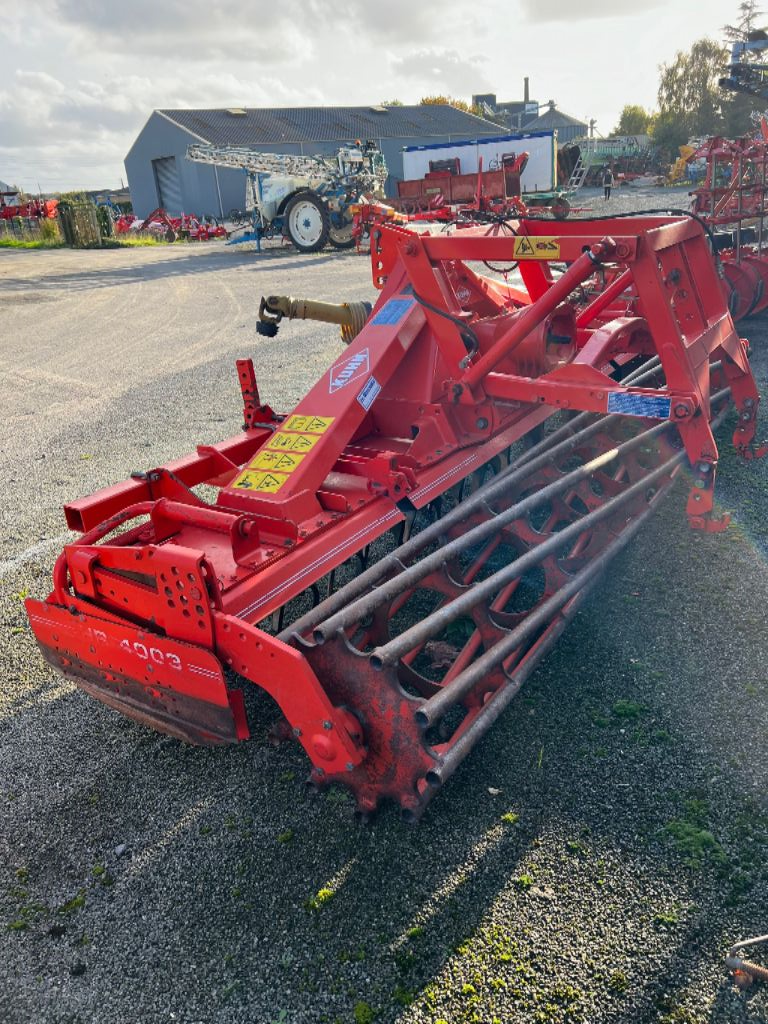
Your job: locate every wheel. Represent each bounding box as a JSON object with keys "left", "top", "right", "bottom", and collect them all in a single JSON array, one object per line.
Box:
[
  {"left": 328, "top": 209, "right": 356, "bottom": 249},
  {"left": 285, "top": 192, "right": 329, "bottom": 252},
  {"left": 551, "top": 197, "right": 571, "bottom": 220}
]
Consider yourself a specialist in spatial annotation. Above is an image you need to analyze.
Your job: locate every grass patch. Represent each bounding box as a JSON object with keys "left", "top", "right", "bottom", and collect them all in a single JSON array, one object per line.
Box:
[
  {"left": 664, "top": 799, "right": 725, "bottom": 868},
  {"left": 664, "top": 821, "right": 725, "bottom": 867},
  {"left": 653, "top": 909, "right": 679, "bottom": 928},
  {"left": 57, "top": 889, "right": 86, "bottom": 915},
  {"left": 0, "top": 237, "right": 64, "bottom": 250},
  {"left": 608, "top": 969, "right": 629, "bottom": 993},
  {"left": 113, "top": 235, "right": 164, "bottom": 247},
  {"left": 501, "top": 811, "right": 520, "bottom": 825},
  {"left": 353, "top": 1001, "right": 375, "bottom": 1024},
  {"left": 611, "top": 699, "right": 645, "bottom": 719},
  {"left": 305, "top": 887, "right": 335, "bottom": 912}
]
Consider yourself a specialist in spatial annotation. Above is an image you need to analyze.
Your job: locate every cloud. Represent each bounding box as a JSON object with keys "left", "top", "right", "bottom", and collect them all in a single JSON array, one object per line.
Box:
[
  {"left": 390, "top": 49, "right": 489, "bottom": 95},
  {"left": 0, "top": 68, "right": 322, "bottom": 189},
  {"left": 44, "top": 0, "right": 311, "bottom": 62},
  {"left": 519, "top": 0, "right": 664, "bottom": 21}
]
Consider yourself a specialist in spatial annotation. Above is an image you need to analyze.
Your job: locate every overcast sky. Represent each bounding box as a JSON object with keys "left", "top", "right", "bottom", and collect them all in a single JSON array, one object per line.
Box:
[{"left": 0, "top": 0, "right": 746, "bottom": 192}]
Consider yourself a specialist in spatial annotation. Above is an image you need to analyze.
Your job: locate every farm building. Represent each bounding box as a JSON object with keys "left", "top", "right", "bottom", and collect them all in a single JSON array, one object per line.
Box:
[
  {"left": 524, "top": 101, "right": 589, "bottom": 144},
  {"left": 125, "top": 105, "right": 507, "bottom": 219}
]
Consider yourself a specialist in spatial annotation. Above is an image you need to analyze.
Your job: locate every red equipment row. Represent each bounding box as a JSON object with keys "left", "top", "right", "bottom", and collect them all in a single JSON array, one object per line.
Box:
[
  {"left": 0, "top": 194, "right": 59, "bottom": 220},
  {"left": 115, "top": 208, "right": 228, "bottom": 242},
  {"left": 689, "top": 126, "right": 768, "bottom": 321}
]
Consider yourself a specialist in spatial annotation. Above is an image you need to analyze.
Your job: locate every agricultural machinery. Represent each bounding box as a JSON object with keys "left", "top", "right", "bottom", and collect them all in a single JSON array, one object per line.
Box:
[
  {"left": 115, "top": 209, "right": 228, "bottom": 242},
  {"left": 25, "top": 212, "right": 766, "bottom": 821},
  {"left": 186, "top": 142, "right": 388, "bottom": 252},
  {"left": 0, "top": 191, "right": 58, "bottom": 220},
  {"left": 687, "top": 127, "right": 768, "bottom": 320}
]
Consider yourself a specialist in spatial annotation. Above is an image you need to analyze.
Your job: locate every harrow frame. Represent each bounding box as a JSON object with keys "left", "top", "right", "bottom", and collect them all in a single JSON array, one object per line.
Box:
[{"left": 25, "top": 214, "right": 765, "bottom": 817}]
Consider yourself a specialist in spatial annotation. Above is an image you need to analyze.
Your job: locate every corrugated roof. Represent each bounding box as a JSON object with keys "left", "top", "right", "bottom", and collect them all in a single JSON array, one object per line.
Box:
[
  {"left": 525, "top": 105, "right": 588, "bottom": 132},
  {"left": 157, "top": 105, "right": 503, "bottom": 145}
]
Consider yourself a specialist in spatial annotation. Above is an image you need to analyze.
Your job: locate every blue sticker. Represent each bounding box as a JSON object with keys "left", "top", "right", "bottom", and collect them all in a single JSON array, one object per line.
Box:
[
  {"left": 371, "top": 298, "right": 415, "bottom": 325},
  {"left": 358, "top": 377, "right": 381, "bottom": 411},
  {"left": 607, "top": 392, "right": 672, "bottom": 419}
]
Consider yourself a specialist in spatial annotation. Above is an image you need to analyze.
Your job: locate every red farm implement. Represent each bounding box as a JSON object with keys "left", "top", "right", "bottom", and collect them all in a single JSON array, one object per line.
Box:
[
  {"left": 115, "top": 208, "right": 227, "bottom": 242},
  {"left": 689, "top": 128, "right": 768, "bottom": 320},
  {"left": 0, "top": 192, "right": 58, "bottom": 220},
  {"left": 25, "top": 214, "right": 765, "bottom": 820}
]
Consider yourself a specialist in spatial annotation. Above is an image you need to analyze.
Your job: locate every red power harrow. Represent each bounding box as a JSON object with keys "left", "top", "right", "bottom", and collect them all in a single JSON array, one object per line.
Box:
[
  {"left": 26, "top": 215, "right": 765, "bottom": 820},
  {"left": 689, "top": 129, "right": 768, "bottom": 321}
]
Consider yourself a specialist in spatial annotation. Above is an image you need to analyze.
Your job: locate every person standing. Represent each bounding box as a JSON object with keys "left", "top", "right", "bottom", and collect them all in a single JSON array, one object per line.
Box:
[{"left": 603, "top": 166, "right": 614, "bottom": 201}]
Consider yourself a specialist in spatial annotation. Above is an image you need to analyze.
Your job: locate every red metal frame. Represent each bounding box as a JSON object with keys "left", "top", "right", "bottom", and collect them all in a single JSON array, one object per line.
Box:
[{"left": 25, "top": 215, "right": 764, "bottom": 811}]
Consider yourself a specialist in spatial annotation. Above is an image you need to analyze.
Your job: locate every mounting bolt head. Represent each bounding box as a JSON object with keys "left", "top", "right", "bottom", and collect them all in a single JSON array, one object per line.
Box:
[
  {"left": 674, "top": 403, "right": 690, "bottom": 419},
  {"left": 322, "top": 720, "right": 333, "bottom": 730},
  {"left": 697, "top": 462, "right": 712, "bottom": 473},
  {"left": 346, "top": 762, "right": 354, "bottom": 772},
  {"left": 292, "top": 726, "right": 302, "bottom": 737},
  {"left": 476, "top": 417, "right": 489, "bottom": 430}
]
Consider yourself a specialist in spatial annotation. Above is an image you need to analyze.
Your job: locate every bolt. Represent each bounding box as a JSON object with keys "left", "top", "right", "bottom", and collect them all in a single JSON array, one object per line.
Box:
[
  {"left": 322, "top": 720, "right": 333, "bottom": 730},
  {"left": 346, "top": 762, "right": 354, "bottom": 772},
  {"left": 674, "top": 403, "right": 689, "bottom": 418},
  {"left": 694, "top": 480, "right": 706, "bottom": 489},
  {"left": 697, "top": 462, "right": 712, "bottom": 473},
  {"left": 476, "top": 417, "right": 489, "bottom": 430},
  {"left": 293, "top": 726, "right": 302, "bottom": 737}
]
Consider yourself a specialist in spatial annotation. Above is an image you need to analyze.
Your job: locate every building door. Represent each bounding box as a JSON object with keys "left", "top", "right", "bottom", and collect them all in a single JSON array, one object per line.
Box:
[{"left": 152, "top": 156, "right": 183, "bottom": 214}]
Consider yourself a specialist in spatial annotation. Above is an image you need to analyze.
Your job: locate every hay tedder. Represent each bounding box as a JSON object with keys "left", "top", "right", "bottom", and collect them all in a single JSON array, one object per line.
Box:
[{"left": 25, "top": 214, "right": 766, "bottom": 820}]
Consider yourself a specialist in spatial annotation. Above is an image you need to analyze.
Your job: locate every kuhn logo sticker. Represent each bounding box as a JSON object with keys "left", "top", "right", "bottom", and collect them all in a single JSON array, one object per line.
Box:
[{"left": 329, "top": 349, "right": 370, "bottom": 393}]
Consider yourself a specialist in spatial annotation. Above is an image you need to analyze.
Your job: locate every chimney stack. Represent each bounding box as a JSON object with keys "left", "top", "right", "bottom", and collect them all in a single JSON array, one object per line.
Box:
[{"left": 524, "top": 77, "right": 530, "bottom": 103}]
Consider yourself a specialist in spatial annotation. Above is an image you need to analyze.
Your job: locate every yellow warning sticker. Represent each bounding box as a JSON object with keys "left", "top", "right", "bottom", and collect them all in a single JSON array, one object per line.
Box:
[
  {"left": 250, "top": 449, "right": 306, "bottom": 473},
  {"left": 232, "top": 470, "right": 287, "bottom": 493},
  {"left": 267, "top": 431, "right": 322, "bottom": 453},
  {"left": 513, "top": 236, "right": 560, "bottom": 259},
  {"left": 283, "top": 415, "right": 334, "bottom": 434}
]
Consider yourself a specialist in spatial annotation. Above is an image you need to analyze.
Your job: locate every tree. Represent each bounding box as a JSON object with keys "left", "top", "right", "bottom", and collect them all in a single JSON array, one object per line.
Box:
[
  {"left": 721, "top": 1, "right": 767, "bottom": 136},
  {"left": 419, "top": 95, "right": 484, "bottom": 117},
  {"left": 654, "top": 38, "right": 730, "bottom": 156},
  {"left": 613, "top": 104, "right": 654, "bottom": 136},
  {"left": 723, "top": 1, "right": 764, "bottom": 41}
]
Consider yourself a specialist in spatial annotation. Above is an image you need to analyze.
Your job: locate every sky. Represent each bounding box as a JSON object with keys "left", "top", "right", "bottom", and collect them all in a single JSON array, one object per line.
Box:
[{"left": 0, "top": 0, "right": 747, "bottom": 193}]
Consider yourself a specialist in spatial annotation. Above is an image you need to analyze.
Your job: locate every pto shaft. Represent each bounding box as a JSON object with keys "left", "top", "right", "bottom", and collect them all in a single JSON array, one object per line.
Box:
[{"left": 257, "top": 294, "right": 372, "bottom": 343}]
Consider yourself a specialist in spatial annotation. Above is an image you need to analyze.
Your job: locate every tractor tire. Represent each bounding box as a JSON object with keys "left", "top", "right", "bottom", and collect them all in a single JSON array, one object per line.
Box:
[
  {"left": 285, "top": 192, "right": 329, "bottom": 253},
  {"left": 551, "top": 197, "right": 571, "bottom": 220},
  {"left": 328, "top": 213, "right": 356, "bottom": 249}
]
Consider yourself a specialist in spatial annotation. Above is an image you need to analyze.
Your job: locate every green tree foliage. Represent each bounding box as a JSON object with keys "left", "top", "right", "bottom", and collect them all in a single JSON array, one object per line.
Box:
[
  {"left": 721, "top": 1, "right": 767, "bottom": 135},
  {"left": 723, "top": 1, "right": 763, "bottom": 42},
  {"left": 653, "top": 38, "right": 730, "bottom": 156},
  {"left": 419, "top": 95, "right": 484, "bottom": 116},
  {"left": 613, "top": 104, "right": 654, "bottom": 135}
]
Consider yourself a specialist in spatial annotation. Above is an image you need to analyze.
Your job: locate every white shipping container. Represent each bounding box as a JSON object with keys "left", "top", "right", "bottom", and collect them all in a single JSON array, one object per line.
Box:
[{"left": 402, "top": 131, "right": 558, "bottom": 195}]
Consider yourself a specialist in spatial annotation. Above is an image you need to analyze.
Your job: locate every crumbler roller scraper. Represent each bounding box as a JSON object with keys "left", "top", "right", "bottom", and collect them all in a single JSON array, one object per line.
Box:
[{"left": 25, "top": 214, "right": 766, "bottom": 820}]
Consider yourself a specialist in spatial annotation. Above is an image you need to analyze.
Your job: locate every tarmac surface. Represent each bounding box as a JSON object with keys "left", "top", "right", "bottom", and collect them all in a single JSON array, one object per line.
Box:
[{"left": 2, "top": 189, "right": 768, "bottom": 1024}]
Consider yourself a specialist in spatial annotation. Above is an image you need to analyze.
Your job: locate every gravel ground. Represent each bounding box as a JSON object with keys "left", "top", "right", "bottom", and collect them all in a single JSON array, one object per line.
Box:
[{"left": 1, "top": 188, "right": 768, "bottom": 1024}]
